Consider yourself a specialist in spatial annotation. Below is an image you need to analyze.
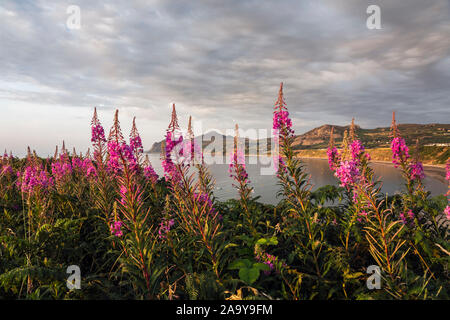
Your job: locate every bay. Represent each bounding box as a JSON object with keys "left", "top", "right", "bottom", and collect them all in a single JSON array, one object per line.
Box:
[{"left": 147, "top": 154, "right": 448, "bottom": 205}]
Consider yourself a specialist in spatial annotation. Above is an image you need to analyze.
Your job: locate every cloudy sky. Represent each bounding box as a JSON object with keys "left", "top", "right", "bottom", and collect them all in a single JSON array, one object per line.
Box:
[{"left": 0, "top": 0, "right": 449, "bottom": 157}]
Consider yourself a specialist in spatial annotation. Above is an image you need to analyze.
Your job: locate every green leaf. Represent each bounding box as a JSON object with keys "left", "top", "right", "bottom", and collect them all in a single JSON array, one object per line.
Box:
[
  {"left": 255, "top": 236, "right": 278, "bottom": 246},
  {"left": 224, "top": 243, "right": 238, "bottom": 249},
  {"left": 255, "top": 238, "right": 268, "bottom": 245},
  {"left": 228, "top": 259, "right": 252, "bottom": 270},
  {"left": 414, "top": 231, "right": 423, "bottom": 245},
  {"left": 344, "top": 272, "right": 364, "bottom": 280},
  {"left": 239, "top": 268, "right": 260, "bottom": 285}
]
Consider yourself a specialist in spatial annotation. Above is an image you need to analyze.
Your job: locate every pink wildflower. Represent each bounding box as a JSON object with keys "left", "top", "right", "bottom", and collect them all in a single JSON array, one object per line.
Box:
[
  {"left": 51, "top": 159, "right": 72, "bottom": 182},
  {"left": 273, "top": 110, "right": 293, "bottom": 134},
  {"left": 357, "top": 210, "right": 368, "bottom": 223},
  {"left": 144, "top": 165, "right": 158, "bottom": 184},
  {"left": 17, "top": 165, "right": 54, "bottom": 194},
  {"left": 334, "top": 160, "right": 360, "bottom": 189},
  {"left": 391, "top": 137, "right": 410, "bottom": 168},
  {"left": 107, "top": 141, "right": 138, "bottom": 174},
  {"left": 350, "top": 140, "right": 371, "bottom": 163},
  {"left": 409, "top": 161, "right": 425, "bottom": 180},
  {"left": 91, "top": 124, "right": 106, "bottom": 143},
  {"left": 255, "top": 251, "right": 285, "bottom": 275},
  {"left": 158, "top": 218, "right": 175, "bottom": 239},
  {"left": 1, "top": 164, "right": 13, "bottom": 176},
  {"left": 130, "top": 117, "right": 144, "bottom": 162},
  {"left": 162, "top": 131, "right": 183, "bottom": 182},
  {"left": 110, "top": 221, "right": 124, "bottom": 237},
  {"left": 229, "top": 148, "right": 249, "bottom": 184},
  {"left": 327, "top": 147, "right": 340, "bottom": 171},
  {"left": 399, "top": 209, "right": 414, "bottom": 225}
]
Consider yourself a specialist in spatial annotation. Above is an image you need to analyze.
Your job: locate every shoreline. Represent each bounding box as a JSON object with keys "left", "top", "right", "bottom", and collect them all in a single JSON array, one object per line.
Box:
[
  {"left": 296, "top": 156, "right": 447, "bottom": 183},
  {"left": 296, "top": 156, "right": 446, "bottom": 170},
  {"left": 148, "top": 152, "right": 446, "bottom": 171}
]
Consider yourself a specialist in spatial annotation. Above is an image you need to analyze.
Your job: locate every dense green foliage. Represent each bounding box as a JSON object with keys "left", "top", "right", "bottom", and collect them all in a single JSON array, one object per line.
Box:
[{"left": 0, "top": 155, "right": 448, "bottom": 299}]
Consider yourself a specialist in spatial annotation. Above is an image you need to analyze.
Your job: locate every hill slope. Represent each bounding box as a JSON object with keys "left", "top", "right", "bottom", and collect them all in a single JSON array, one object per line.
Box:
[{"left": 148, "top": 123, "right": 450, "bottom": 154}]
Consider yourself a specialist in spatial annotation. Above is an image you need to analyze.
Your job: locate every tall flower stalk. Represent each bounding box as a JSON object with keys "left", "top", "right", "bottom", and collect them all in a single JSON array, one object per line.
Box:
[
  {"left": 15, "top": 154, "right": 54, "bottom": 295},
  {"left": 390, "top": 112, "right": 431, "bottom": 232},
  {"left": 108, "top": 110, "right": 162, "bottom": 298},
  {"left": 273, "top": 83, "right": 311, "bottom": 213},
  {"left": 130, "top": 117, "right": 144, "bottom": 166},
  {"left": 229, "top": 123, "right": 256, "bottom": 236},
  {"left": 162, "top": 105, "right": 222, "bottom": 279},
  {"left": 91, "top": 107, "right": 107, "bottom": 166},
  {"left": 90, "top": 108, "right": 115, "bottom": 219},
  {"left": 272, "top": 83, "right": 326, "bottom": 293},
  {"left": 390, "top": 112, "right": 425, "bottom": 196}
]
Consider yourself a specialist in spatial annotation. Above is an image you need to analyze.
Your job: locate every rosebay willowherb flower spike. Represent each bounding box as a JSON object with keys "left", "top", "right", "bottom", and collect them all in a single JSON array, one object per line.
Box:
[
  {"left": 409, "top": 139, "right": 425, "bottom": 181},
  {"left": 187, "top": 115, "right": 194, "bottom": 140},
  {"left": 229, "top": 124, "right": 249, "bottom": 183},
  {"left": 329, "top": 126, "right": 335, "bottom": 149},
  {"left": 229, "top": 123, "right": 256, "bottom": 234},
  {"left": 341, "top": 129, "right": 351, "bottom": 161},
  {"left": 108, "top": 110, "right": 125, "bottom": 144},
  {"left": 90, "top": 107, "right": 108, "bottom": 166},
  {"left": 161, "top": 104, "right": 185, "bottom": 182},
  {"left": 161, "top": 104, "right": 180, "bottom": 159},
  {"left": 162, "top": 131, "right": 183, "bottom": 182},
  {"left": 390, "top": 111, "right": 400, "bottom": 138},
  {"left": 91, "top": 107, "right": 107, "bottom": 144},
  {"left": 349, "top": 118, "right": 357, "bottom": 142},
  {"left": 130, "top": 117, "right": 144, "bottom": 163},
  {"left": 390, "top": 113, "right": 410, "bottom": 168},
  {"left": 143, "top": 154, "right": 158, "bottom": 185},
  {"left": 273, "top": 82, "right": 293, "bottom": 135},
  {"left": 272, "top": 82, "right": 294, "bottom": 173},
  {"left": 17, "top": 164, "right": 54, "bottom": 195},
  {"left": 275, "top": 82, "right": 287, "bottom": 112},
  {"left": 184, "top": 115, "right": 197, "bottom": 163},
  {"left": 106, "top": 110, "right": 139, "bottom": 174},
  {"left": 329, "top": 119, "right": 372, "bottom": 189},
  {"left": 53, "top": 145, "right": 58, "bottom": 160},
  {"left": 61, "top": 140, "right": 67, "bottom": 155},
  {"left": 51, "top": 153, "right": 72, "bottom": 186},
  {"left": 327, "top": 126, "right": 341, "bottom": 171},
  {"left": 26, "top": 146, "right": 32, "bottom": 162},
  {"left": 168, "top": 103, "right": 180, "bottom": 134}
]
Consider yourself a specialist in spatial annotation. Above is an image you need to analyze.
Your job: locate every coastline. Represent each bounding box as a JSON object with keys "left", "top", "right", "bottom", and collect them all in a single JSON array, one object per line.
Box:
[
  {"left": 246, "top": 153, "right": 448, "bottom": 181},
  {"left": 147, "top": 152, "right": 447, "bottom": 179},
  {"left": 296, "top": 156, "right": 446, "bottom": 170}
]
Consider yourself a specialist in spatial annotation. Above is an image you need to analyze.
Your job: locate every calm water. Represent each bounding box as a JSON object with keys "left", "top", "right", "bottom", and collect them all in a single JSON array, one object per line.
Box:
[{"left": 147, "top": 154, "right": 448, "bottom": 205}]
